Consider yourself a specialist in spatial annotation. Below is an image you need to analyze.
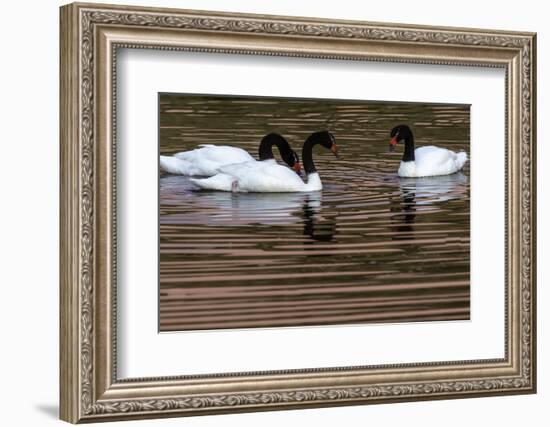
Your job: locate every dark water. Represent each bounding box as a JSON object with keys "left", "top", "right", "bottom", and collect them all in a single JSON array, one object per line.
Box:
[{"left": 159, "top": 94, "right": 470, "bottom": 331}]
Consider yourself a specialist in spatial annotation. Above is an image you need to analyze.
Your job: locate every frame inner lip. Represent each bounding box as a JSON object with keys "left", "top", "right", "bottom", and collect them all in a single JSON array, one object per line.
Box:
[{"left": 111, "top": 43, "right": 510, "bottom": 383}]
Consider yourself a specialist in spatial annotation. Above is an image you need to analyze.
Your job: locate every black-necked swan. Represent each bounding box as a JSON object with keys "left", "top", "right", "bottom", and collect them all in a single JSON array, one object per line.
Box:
[
  {"left": 190, "top": 131, "right": 338, "bottom": 192},
  {"left": 389, "top": 124, "right": 468, "bottom": 178},
  {"left": 159, "top": 133, "right": 301, "bottom": 176}
]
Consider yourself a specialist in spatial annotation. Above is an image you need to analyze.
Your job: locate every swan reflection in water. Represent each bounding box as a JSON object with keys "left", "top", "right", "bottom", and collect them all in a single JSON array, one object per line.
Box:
[
  {"left": 160, "top": 172, "right": 466, "bottom": 243},
  {"left": 160, "top": 175, "right": 334, "bottom": 242},
  {"left": 389, "top": 172, "right": 468, "bottom": 239},
  {"left": 301, "top": 194, "right": 336, "bottom": 243},
  {"left": 398, "top": 172, "right": 468, "bottom": 204}
]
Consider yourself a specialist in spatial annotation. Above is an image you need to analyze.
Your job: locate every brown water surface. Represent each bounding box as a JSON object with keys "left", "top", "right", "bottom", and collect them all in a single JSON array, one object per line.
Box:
[{"left": 159, "top": 94, "right": 470, "bottom": 331}]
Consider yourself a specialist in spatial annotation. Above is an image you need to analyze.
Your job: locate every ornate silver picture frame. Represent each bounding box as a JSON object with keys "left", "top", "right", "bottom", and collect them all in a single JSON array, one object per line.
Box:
[{"left": 60, "top": 2, "right": 536, "bottom": 423}]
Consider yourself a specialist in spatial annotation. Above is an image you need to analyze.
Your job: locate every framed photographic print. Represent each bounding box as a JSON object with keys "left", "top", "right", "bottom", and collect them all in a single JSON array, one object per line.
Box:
[{"left": 60, "top": 2, "right": 537, "bottom": 423}]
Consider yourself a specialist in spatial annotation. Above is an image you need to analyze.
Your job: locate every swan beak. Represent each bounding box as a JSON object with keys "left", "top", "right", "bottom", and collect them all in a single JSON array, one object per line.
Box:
[
  {"left": 389, "top": 136, "right": 398, "bottom": 152},
  {"left": 293, "top": 162, "right": 302, "bottom": 174},
  {"left": 331, "top": 144, "right": 340, "bottom": 159}
]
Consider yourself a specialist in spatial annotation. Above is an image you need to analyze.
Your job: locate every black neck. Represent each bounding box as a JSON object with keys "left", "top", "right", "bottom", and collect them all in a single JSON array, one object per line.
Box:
[
  {"left": 402, "top": 134, "right": 415, "bottom": 162},
  {"left": 302, "top": 135, "right": 319, "bottom": 174},
  {"left": 258, "top": 134, "right": 291, "bottom": 161},
  {"left": 258, "top": 137, "right": 275, "bottom": 160}
]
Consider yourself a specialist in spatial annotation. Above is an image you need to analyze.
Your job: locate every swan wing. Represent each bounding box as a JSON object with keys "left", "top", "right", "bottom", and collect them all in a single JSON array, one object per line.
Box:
[
  {"left": 218, "top": 161, "right": 305, "bottom": 192},
  {"left": 174, "top": 145, "right": 255, "bottom": 165},
  {"left": 190, "top": 161, "right": 271, "bottom": 192},
  {"left": 415, "top": 146, "right": 467, "bottom": 176},
  {"left": 165, "top": 145, "right": 255, "bottom": 176},
  {"left": 415, "top": 146, "right": 452, "bottom": 163},
  {"left": 190, "top": 173, "right": 234, "bottom": 191},
  {"left": 159, "top": 155, "right": 192, "bottom": 175},
  {"left": 217, "top": 159, "right": 272, "bottom": 176}
]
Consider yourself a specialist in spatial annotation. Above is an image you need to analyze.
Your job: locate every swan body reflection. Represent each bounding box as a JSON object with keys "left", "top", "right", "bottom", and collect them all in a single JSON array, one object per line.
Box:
[
  {"left": 398, "top": 172, "right": 468, "bottom": 205},
  {"left": 161, "top": 175, "right": 323, "bottom": 226}
]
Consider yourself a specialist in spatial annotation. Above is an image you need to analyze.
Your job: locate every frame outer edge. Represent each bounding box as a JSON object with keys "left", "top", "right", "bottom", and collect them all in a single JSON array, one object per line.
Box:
[
  {"left": 59, "top": 2, "right": 537, "bottom": 422},
  {"left": 529, "top": 33, "right": 537, "bottom": 393},
  {"left": 68, "top": 1, "right": 537, "bottom": 37},
  {"left": 60, "top": 3, "right": 81, "bottom": 424}
]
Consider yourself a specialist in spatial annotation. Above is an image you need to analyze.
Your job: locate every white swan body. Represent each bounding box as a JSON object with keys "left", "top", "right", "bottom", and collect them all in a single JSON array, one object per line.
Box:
[
  {"left": 190, "top": 159, "right": 322, "bottom": 193},
  {"left": 397, "top": 146, "right": 468, "bottom": 178},
  {"left": 390, "top": 125, "right": 468, "bottom": 178},
  {"left": 190, "top": 130, "right": 337, "bottom": 193},
  {"left": 160, "top": 145, "right": 255, "bottom": 177}
]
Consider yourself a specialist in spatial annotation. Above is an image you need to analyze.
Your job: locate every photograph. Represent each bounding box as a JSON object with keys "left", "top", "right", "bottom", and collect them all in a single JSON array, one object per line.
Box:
[{"left": 158, "top": 94, "right": 471, "bottom": 331}]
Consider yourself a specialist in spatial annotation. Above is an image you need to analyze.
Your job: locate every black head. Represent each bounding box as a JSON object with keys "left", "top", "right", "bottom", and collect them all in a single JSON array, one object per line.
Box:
[
  {"left": 389, "top": 124, "right": 413, "bottom": 152},
  {"left": 309, "top": 130, "right": 339, "bottom": 158},
  {"left": 283, "top": 149, "right": 302, "bottom": 174},
  {"left": 259, "top": 133, "right": 287, "bottom": 159},
  {"left": 259, "top": 133, "right": 301, "bottom": 173}
]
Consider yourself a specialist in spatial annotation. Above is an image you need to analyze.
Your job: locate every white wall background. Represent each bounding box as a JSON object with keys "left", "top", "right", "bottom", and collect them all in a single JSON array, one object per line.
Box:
[{"left": 0, "top": 0, "right": 545, "bottom": 426}]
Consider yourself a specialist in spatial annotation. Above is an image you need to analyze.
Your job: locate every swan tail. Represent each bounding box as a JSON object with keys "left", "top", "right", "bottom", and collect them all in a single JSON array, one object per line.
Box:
[
  {"left": 159, "top": 156, "right": 192, "bottom": 175},
  {"left": 190, "top": 173, "right": 236, "bottom": 192},
  {"left": 456, "top": 151, "right": 468, "bottom": 170}
]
